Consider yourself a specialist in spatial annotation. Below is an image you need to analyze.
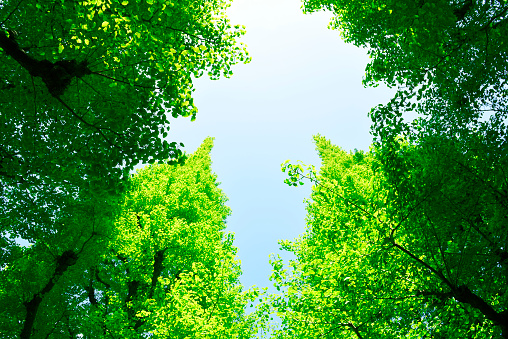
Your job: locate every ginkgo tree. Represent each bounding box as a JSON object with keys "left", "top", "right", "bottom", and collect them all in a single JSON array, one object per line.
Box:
[
  {"left": 300, "top": 0, "right": 508, "bottom": 219},
  {"left": 269, "top": 1, "right": 508, "bottom": 337},
  {"left": 269, "top": 135, "right": 507, "bottom": 338},
  {"left": 0, "top": 0, "right": 250, "bottom": 245},
  {"left": 301, "top": 0, "right": 508, "bottom": 137},
  {"left": 0, "top": 138, "right": 262, "bottom": 338}
]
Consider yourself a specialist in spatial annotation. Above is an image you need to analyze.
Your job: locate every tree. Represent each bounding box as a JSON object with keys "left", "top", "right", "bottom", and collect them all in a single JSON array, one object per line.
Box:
[
  {"left": 0, "top": 138, "right": 261, "bottom": 338},
  {"left": 299, "top": 0, "right": 508, "bottom": 216},
  {"left": 271, "top": 1, "right": 508, "bottom": 337},
  {"left": 0, "top": 0, "right": 250, "bottom": 245},
  {"left": 270, "top": 135, "right": 507, "bottom": 338},
  {"left": 301, "top": 0, "right": 507, "bottom": 138},
  {"left": 0, "top": 2, "right": 257, "bottom": 337}
]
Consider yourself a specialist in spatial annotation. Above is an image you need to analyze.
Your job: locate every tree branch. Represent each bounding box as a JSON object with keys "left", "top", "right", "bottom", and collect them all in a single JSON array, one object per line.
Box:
[
  {"left": 392, "top": 240, "right": 454, "bottom": 290},
  {"left": 453, "top": 285, "right": 508, "bottom": 335},
  {"left": 20, "top": 250, "right": 78, "bottom": 339},
  {"left": 393, "top": 240, "right": 508, "bottom": 335},
  {"left": 0, "top": 30, "right": 91, "bottom": 96},
  {"left": 91, "top": 71, "right": 155, "bottom": 90},
  {"left": 0, "top": 0, "right": 25, "bottom": 26},
  {"left": 348, "top": 322, "right": 365, "bottom": 339},
  {"left": 85, "top": 268, "right": 99, "bottom": 306},
  {"left": 148, "top": 249, "right": 166, "bottom": 299}
]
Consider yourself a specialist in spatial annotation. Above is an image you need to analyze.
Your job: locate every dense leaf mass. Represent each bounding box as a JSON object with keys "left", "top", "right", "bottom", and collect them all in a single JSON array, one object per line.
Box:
[
  {"left": 2, "top": 0, "right": 507, "bottom": 338},
  {"left": 0, "top": 0, "right": 249, "bottom": 243},
  {"left": 0, "top": 138, "right": 260, "bottom": 338},
  {"left": 302, "top": 1, "right": 508, "bottom": 180},
  {"left": 272, "top": 1, "right": 508, "bottom": 338},
  {"left": 303, "top": 0, "right": 508, "bottom": 125},
  {"left": 273, "top": 136, "right": 507, "bottom": 338}
]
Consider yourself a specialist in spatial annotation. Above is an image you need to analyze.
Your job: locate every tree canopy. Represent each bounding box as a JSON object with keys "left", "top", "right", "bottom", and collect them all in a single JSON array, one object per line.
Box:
[
  {"left": 270, "top": 0, "right": 508, "bottom": 337},
  {"left": 302, "top": 0, "right": 508, "bottom": 181},
  {"left": 0, "top": 1, "right": 256, "bottom": 337},
  {"left": 0, "top": 138, "right": 261, "bottom": 338},
  {"left": 0, "top": 0, "right": 249, "bottom": 245},
  {"left": 272, "top": 135, "right": 507, "bottom": 338},
  {"left": 1, "top": 0, "right": 507, "bottom": 338},
  {"left": 302, "top": 0, "right": 507, "bottom": 125}
]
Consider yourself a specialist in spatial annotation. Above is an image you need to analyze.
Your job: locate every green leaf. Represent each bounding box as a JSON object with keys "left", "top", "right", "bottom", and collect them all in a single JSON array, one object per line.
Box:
[{"left": 1, "top": 1, "right": 256, "bottom": 336}]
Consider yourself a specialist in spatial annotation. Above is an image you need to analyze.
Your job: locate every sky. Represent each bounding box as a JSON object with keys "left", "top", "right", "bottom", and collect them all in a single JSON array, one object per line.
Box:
[{"left": 164, "top": 0, "right": 395, "bottom": 294}]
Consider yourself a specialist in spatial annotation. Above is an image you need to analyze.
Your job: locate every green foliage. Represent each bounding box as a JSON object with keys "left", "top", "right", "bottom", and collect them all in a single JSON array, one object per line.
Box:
[
  {"left": 272, "top": 135, "right": 507, "bottom": 338},
  {"left": 0, "top": 138, "right": 261, "bottom": 338},
  {"left": 301, "top": 1, "right": 508, "bottom": 184},
  {"left": 302, "top": 0, "right": 507, "bottom": 125},
  {"left": 281, "top": 160, "right": 316, "bottom": 187},
  {"left": 378, "top": 132, "right": 508, "bottom": 337},
  {"left": 277, "top": 2, "right": 508, "bottom": 337},
  {"left": 0, "top": 5, "right": 253, "bottom": 335},
  {"left": 0, "top": 0, "right": 250, "bottom": 243}
]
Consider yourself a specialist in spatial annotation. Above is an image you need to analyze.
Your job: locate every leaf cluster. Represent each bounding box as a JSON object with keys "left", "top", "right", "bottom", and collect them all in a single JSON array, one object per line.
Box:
[
  {"left": 0, "top": 0, "right": 250, "bottom": 244},
  {"left": 273, "top": 1, "right": 508, "bottom": 337},
  {"left": 0, "top": 138, "right": 262, "bottom": 338}
]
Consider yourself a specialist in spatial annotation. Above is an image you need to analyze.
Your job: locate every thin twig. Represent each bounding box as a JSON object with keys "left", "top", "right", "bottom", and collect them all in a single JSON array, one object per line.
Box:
[{"left": 0, "top": 0, "right": 25, "bottom": 26}]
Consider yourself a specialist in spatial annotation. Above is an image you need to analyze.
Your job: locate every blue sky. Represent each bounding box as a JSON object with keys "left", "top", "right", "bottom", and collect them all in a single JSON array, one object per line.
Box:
[{"left": 165, "top": 0, "right": 395, "bottom": 293}]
